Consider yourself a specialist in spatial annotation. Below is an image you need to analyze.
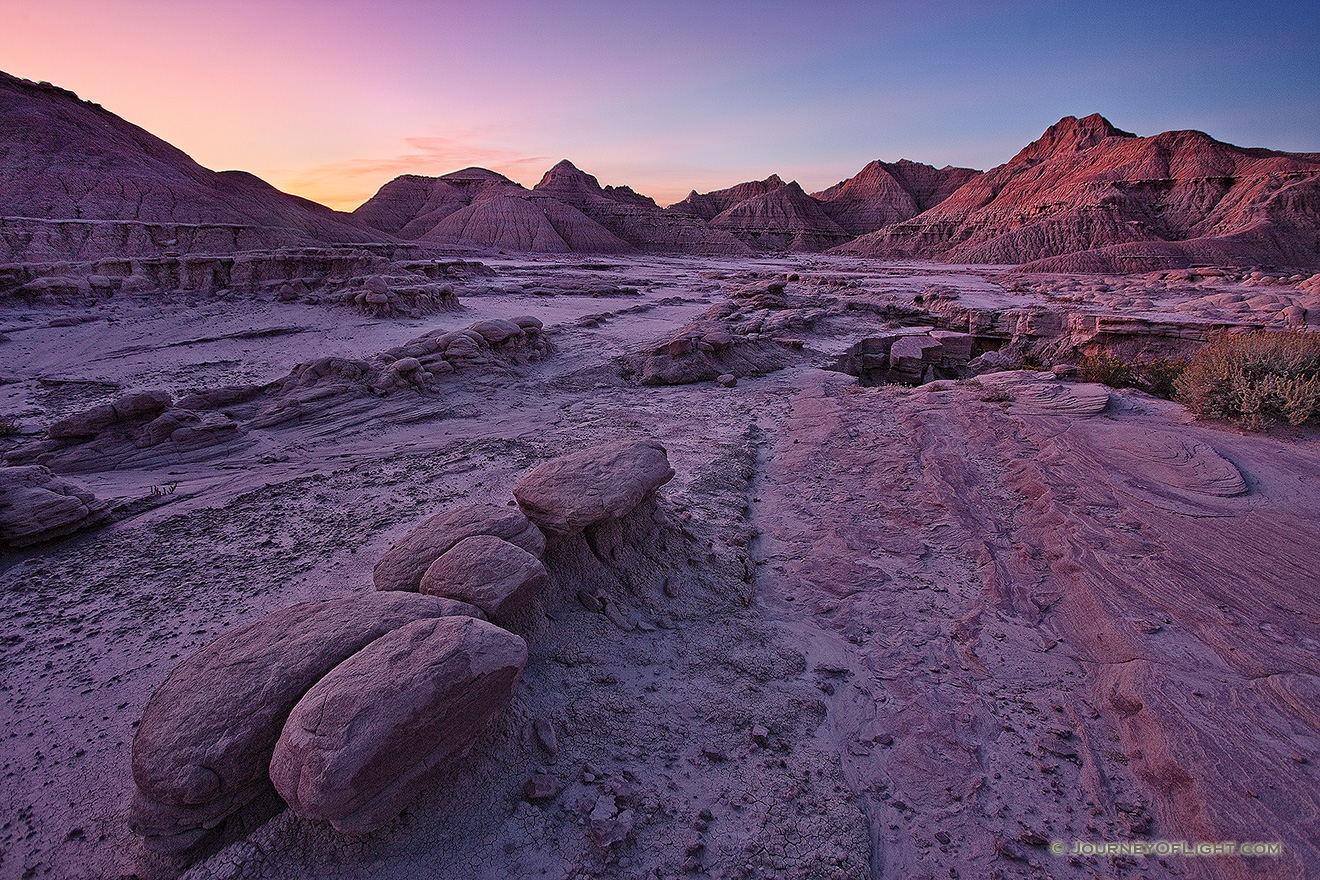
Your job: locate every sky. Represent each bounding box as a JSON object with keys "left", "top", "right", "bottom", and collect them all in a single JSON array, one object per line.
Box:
[{"left": 1, "top": 0, "right": 1317, "bottom": 211}]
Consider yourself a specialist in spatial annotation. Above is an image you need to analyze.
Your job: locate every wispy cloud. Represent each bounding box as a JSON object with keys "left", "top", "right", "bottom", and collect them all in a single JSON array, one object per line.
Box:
[{"left": 279, "top": 136, "right": 550, "bottom": 211}]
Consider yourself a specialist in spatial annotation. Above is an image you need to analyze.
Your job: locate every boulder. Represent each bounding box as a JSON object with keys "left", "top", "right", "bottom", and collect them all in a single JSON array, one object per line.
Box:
[
  {"left": 513, "top": 440, "right": 675, "bottom": 536},
  {"left": 419, "top": 534, "right": 548, "bottom": 621},
  {"left": 0, "top": 465, "right": 111, "bottom": 547},
  {"left": 128, "top": 593, "right": 469, "bottom": 852},
  {"left": 373, "top": 502, "right": 546, "bottom": 592},
  {"left": 469, "top": 318, "right": 524, "bottom": 345},
  {"left": 270, "top": 616, "right": 528, "bottom": 833},
  {"left": 112, "top": 389, "right": 173, "bottom": 419}
]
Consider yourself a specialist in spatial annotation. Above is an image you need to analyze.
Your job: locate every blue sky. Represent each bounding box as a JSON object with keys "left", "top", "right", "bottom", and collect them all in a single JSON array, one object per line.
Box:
[{"left": 1, "top": 0, "right": 1316, "bottom": 208}]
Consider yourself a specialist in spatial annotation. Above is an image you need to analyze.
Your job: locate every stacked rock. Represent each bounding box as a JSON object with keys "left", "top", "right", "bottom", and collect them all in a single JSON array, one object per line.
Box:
[
  {"left": 127, "top": 593, "right": 493, "bottom": 852},
  {"left": 129, "top": 440, "right": 676, "bottom": 849}
]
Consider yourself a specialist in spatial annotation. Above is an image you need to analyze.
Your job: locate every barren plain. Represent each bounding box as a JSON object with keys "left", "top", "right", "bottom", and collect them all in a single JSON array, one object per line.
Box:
[{"left": 2, "top": 252, "right": 1318, "bottom": 880}]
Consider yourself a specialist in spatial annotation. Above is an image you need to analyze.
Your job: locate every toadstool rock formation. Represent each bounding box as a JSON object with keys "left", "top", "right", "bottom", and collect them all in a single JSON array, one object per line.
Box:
[{"left": 513, "top": 440, "right": 676, "bottom": 537}]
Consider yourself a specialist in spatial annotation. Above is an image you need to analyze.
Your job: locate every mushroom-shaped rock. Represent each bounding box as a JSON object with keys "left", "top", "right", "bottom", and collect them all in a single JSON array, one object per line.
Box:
[
  {"left": 419, "top": 534, "right": 548, "bottom": 621},
  {"left": 127, "top": 593, "right": 470, "bottom": 852},
  {"left": 270, "top": 616, "right": 527, "bottom": 834},
  {"left": 469, "top": 318, "right": 524, "bottom": 345},
  {"left": 513, "top": 440, "right": 675, "bottom": 537},
  {"left": 0, "top": 466, "right": 111, "bottom": 548},
  {"left": 373, "top": 502, "right": 546, "bottom": 593}
]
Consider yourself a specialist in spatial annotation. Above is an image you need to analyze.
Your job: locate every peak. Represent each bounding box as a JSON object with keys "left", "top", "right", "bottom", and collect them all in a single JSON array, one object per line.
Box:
[
  {"left": 1012, "top": 114, "right": 1137, "bottom": 164},
  {"left": 441, "top": 166, "right": 515, "bottom": 183},
  {"left": 534, "top": 159, "right": 601, "bottom": 193}
]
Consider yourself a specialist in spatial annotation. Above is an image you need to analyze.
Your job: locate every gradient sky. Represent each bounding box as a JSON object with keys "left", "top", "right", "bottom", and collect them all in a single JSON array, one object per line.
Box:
[{"left": 2, "top": 0, "right": 1317, "bottom": 211}]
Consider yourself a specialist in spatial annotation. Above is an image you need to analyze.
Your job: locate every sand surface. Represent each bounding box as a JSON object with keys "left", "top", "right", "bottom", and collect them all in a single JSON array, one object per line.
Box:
[{"left": 1, "top": 256, "right": 1317, "bottom": 880}]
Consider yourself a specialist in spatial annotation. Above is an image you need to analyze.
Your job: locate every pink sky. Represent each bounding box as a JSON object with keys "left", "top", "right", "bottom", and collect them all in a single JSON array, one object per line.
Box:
[{"left": 2, "top": 0, "right": 1316, "bottom": 212}]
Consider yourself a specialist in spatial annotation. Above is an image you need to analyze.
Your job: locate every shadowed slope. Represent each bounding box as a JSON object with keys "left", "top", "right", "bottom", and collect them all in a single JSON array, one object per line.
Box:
[
  {"left": 0, "top": 71, "right": 382, "bottom": 258},
  {"left": 666, "top": 174, "right": 788, "bottom": 221},
  {"left": 351, "top": 168, "right": 527, "bottom": 239}
]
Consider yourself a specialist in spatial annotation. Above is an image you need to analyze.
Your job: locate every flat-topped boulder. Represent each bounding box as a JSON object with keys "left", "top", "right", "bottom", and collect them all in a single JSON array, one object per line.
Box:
[
  {"left": 270, "top": 616, "right": 527, "bottom": 834},
  {"left": 373, "top": 502, "right": 546, "bottom": 592},
  {"left": 128, "top": 592, "right": 469, "bottom": 852},
  {"left": 419, "top": 534, "right": 549, "bottom": 621},
  {"left": 513, "top": 440, "right": 675, "bottom": 536}
]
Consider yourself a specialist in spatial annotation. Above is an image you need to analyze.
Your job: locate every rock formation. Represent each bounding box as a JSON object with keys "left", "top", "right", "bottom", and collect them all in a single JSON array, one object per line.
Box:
[
  {"left": 269, "top": 616, "right": 528, "bottom": 834},
  {"left": 666, "top": 174, "right": 788, "bottom": 221},
  {"left": 831, "top": 329, "right": 976, "bottom": 385},
  {"left": 8, "top": 69, "right": 1318, "bottom": 269},
  {"left": 0, "top": 250, "right": 489, "bottom": 309},
  {"left": 0, "top": 71, "right": 383, "bottom": 261},
  {"left": 6, "top": 315, "right": 552, "bottom": 472},
  {"left": 707, "top": 181, "right": 852, "bottom": 252},
  {"left": 128, "top": 593, "right": 470, "bottom": 852},
  {"left": 0, "top": 464, "right": 110, "bottom": 547},
  {"left": 421, "top": 194, "right": 633, "bottom": 253},
  {"left": 419, "top": 534, "right": 549, "bottom": 622},
  {"left": 351, "top": 168, "right": 525, "bottom": 238},
  {"left": 355, "top": 167, "right": 636, "bottom": 253},
  {"left": 811, "top": 159, "right": 980, "bottom": 236},
  {"left": 512, "top": 440, "right": 675, "bottom": 536},
  {"left": 373, "top": 502, "right": 547, "bottom": 593},
  {"left": 836, "top": 114, "right": 1320, "bottom": 270},
  {"left": 617, "top": 278, "right": 814, "bottom": 385},
  {"left": 531, "top": 160, "right": 752, "bottom": 255}
]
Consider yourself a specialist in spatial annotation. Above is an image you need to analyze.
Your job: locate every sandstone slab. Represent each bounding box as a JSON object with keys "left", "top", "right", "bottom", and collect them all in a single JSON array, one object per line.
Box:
[
  {"left": 513, "top": 440, "right": 675, "bottom": 536},
  {"left": 0, "top": 465, "right": 110, "bottom": 547}
]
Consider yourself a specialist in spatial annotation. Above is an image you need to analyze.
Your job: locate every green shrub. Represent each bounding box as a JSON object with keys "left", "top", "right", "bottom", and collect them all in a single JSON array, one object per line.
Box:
[
  {"left": 1079, "top": 352, "right": 1134, "bottom": 388},
  {"left": 0, "top": 415, "right": 19, "bottom": 437},
  {"left": 1176, "top": 330, "right": 1320, "bottom": 429},
  {"left": 1137, "top": 358, "right": 1187, "bottom": 399}
]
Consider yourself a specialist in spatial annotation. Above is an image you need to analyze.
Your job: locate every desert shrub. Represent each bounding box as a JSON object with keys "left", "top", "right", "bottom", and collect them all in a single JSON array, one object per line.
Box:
[
  {"left": 0, "top": 415, "right": 19, "bottom": 436},
  {"left": 1136, "top": 358, "right": 1187, "bottom": 399},
  {"left": 1079, "top": 351, "right": 1134, "bottom": 388},
  {"left": 1176, "top": 330, "right": 1320, "bottom": 429}
]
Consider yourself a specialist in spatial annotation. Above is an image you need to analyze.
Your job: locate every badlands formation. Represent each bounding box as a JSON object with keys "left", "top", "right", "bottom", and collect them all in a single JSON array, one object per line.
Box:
[{"left": 1, "top": 70, "right": 1319, "bottom": 880}]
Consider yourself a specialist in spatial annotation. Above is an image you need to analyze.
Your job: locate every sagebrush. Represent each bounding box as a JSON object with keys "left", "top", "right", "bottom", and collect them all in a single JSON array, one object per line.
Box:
[{"left": 1176, "top": 330, "right": 1320, "bottom": 429}]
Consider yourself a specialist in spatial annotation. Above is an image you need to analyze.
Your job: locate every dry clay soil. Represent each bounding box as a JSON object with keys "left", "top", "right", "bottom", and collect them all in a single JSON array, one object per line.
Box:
[{"left": 1, "top": 255, "right": 1318, "bottom": 880}]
